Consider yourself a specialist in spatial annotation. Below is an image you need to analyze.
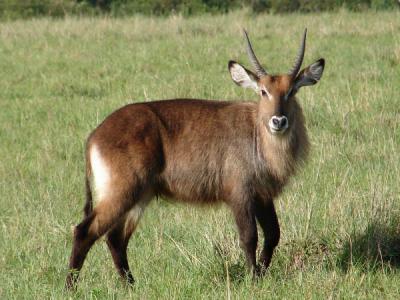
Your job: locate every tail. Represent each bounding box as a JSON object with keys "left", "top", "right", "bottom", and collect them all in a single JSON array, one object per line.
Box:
[{"left": 83, "top": 150, "right": 93, "bottom": 217}]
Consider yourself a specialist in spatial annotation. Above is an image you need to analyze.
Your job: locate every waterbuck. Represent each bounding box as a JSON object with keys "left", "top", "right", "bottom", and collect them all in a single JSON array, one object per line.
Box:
[{"left": 66, "top": 29, "right": 325, "bottom": 288}]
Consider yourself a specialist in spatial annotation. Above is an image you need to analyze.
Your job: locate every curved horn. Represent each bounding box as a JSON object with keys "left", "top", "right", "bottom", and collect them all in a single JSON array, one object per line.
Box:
[
  {"left": 243, "top": 29, "right": 267, "bottom": 77},
  {"left": 288, "top": 28, "right": 307, "bottom": 77}
]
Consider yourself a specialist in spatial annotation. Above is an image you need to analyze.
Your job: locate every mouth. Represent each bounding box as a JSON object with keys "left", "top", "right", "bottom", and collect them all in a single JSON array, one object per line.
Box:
[{"left": 269, "top": 127, "right": 287, "bottom": 135}]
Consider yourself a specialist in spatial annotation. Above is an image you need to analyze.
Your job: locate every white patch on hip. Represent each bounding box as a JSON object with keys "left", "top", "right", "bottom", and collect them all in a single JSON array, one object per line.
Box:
[{"left": 90, "top": 144, "right": 110, "bottom": 203}]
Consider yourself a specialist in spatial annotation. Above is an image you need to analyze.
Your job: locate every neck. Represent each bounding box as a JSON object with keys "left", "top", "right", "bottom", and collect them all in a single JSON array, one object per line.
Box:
[{"left": 255, "top": 112, "right": 309, "bottom": 183}]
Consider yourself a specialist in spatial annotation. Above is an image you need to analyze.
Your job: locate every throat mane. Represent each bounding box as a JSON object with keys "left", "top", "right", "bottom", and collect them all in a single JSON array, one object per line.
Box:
[{"left": 256, "top": 119, "right": 309, "bottom": 183}]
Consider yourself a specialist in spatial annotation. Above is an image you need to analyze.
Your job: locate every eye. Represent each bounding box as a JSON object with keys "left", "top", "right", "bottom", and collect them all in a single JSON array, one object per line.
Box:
[{"left": 260, "top": 87, "right": 271, "bottom": 100}]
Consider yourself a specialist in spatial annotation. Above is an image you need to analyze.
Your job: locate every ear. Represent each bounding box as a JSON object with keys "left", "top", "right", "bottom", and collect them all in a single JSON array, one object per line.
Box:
[
  {"left": 228, "top": 60, "right": 259, "bottom": 92},
  {"left": 294, "top": 58, "right": 325, "bottom": 90}
]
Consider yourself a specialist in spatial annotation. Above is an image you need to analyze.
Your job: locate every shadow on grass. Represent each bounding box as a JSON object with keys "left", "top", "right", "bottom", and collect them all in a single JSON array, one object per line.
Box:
[
  {"left": 213, "top": 242, "right": 247, "bottom": 283},
  {"left": 339, "top": 217, "right": 400, "bottom": 271}
]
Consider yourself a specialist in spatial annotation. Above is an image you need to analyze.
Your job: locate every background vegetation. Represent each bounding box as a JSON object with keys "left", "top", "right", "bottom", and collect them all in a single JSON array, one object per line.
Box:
[
  {"left": 1, "top": 9, "right": 400, "bottom": 299},
  {"left": 0, "top": 0, "right": 399, "bottom": 19}
]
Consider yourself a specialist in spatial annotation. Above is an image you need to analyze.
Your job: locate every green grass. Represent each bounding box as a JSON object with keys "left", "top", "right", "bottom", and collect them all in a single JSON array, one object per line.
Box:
[{"left": 1, "top": 10, "right": 400, "bottom": 299}]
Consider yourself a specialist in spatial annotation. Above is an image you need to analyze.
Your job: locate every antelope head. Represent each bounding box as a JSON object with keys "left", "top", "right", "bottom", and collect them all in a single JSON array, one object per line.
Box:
[{"left": 229, "top": 29, "right": 325, "bottom": 136}]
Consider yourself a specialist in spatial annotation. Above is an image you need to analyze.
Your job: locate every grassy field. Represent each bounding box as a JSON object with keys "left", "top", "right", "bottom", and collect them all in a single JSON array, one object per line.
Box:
[{"left": 1, "top": 10, "right": 400, "bottom": 299}]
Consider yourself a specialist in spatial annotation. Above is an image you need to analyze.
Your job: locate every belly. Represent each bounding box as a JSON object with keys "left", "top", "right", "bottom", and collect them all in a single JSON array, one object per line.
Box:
[{"left": 157, "top": 165, "right": 223, "bottom": 204}]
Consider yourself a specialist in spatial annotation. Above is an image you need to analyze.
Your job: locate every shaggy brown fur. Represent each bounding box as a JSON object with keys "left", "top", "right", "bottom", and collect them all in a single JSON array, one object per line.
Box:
[{"left": 66, "top": 34, "right": 325, "bottom": 289}]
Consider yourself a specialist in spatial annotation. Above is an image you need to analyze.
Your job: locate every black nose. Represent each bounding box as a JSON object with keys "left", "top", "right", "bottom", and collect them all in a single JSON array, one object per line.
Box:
[{"left": 271, "top": 116, "right": 288, "bottom": 130}]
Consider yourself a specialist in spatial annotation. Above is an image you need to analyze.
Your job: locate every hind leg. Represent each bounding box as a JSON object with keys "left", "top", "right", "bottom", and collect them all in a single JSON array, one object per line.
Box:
[
  {"left": 65, "top": 195, "right": 132, "bottom": 290},
  {"left": 106, "top": 219, "right": 135, "bottom": 285},
  {"left": 106, "top": 195, "right": 151, "bottom": 285}
]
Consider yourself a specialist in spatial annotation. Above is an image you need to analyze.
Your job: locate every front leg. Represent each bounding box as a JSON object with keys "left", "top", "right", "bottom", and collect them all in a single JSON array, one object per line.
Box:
[
  {"left": 255, "top": 199, "right": 280, "bottom": 272},
  {"left": 231, "top": 202, "right": 258, "bottom": 276}
]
